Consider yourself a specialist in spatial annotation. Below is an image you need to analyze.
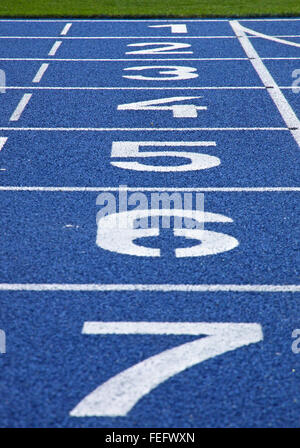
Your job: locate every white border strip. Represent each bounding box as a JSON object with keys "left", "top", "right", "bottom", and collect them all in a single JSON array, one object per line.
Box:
[
  {"left": 0, "top": 283, "right": 298, "bottom": 292},
  {"left": 0, "top": 57, "right": 249, "bottom": 61},
  {"left": 0, "top": 19, "right": 299, "bottom": 22}
]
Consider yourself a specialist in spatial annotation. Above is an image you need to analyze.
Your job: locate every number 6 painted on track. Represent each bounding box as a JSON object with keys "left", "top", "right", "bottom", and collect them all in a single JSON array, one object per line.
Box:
[
  {"left": 96, "top": 209, "right": 239, "bottom": 257},
  {"left": 70, "top": 322, "right": 263, "bottom": 417}
]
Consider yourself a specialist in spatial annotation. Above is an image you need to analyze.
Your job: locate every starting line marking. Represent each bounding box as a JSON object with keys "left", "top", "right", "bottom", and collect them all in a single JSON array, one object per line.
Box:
[{"left": 0, "top": 284, "right": 298, "bottom": 292}]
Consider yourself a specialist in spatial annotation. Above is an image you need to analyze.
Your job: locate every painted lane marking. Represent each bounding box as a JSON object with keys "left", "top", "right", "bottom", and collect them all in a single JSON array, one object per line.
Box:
[
  {"left": 9, "top": 93, "right": 32, "bottom": 121},
  {"left": 0, "top": 18, "right": 298, "bottom": 21},
  {"left": 0, "top": 127, "right": 288, "bottom": 131},
  {"left": 236, "top": 24, "right": 300, "bottom": 48},
  {"left": 60, "top": 23, "right": 72, "bottom": 36},
  {"left": 0, "top": 35, "right": 299, "bottom": 39},
  {"left": 0, "top": 186, "right": 299, "bottom": 192},
  {"left": 48, "top": 40, "right": 62, "bottom": 56},
  {"left": 70, "top": 322, "right": 263, "bottom": 417},
  {"left": 32, "top": 63, "right": 49, "bottom": 83},
  {"left": 2, "top": 86, "right": 269, "bottom": 90},
  {"left": 0, "top": 137, "right": 7, "bottom": 151},
  {"left": 0, "top": 284, "right": 298, "bottom": 292},
  {"left": 231, "top": 20, "right": 300, "bottom": 147},
  {"left": 149, "top": 24, "right": 188, "bottom": 33}
]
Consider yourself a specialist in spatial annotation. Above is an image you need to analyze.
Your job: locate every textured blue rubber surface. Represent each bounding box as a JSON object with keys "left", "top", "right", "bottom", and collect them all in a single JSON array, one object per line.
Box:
[{"left": 0, "top": 18, "right": 299, "bottom": 428}]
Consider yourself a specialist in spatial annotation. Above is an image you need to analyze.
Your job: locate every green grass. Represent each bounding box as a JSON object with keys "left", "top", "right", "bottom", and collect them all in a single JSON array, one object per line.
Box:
[{"left": 0, "top": 0, "right": 300, "bottom": 18}]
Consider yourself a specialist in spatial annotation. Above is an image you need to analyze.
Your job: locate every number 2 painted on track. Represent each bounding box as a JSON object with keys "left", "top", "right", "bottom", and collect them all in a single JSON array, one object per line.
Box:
[
  {"left": 70, "top": 322, "right": 263, "bottom": 417},
  {"left": 126, "top": 42, "right": 193, "bottom": 55}
]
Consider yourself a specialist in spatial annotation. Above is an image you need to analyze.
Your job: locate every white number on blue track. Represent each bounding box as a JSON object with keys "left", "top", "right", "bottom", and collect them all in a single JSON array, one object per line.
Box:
[
  {"left": 148, "top": 24, "right": 188, "bottom": 34},
  {"left": 70, "top": 322, "right": 263, "bottom": 417},
  {"left": 96, "top": 209, "right": 239, "bottom": 257},
  {"left": 126, "top": 42, "right": 193, "bottom": 55},
  {"left": 118, "top": 96, "right": 207, "bottom": 118},
  {"left": 123, "top": 65, "right": 198, "bottom": 81},
  {"left": 110, "top": 141, "right": 219, "bottom": 172}
]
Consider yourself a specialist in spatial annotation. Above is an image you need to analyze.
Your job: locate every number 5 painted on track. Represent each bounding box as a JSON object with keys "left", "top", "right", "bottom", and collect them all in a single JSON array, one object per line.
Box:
[{"left": 70, "top": 322, "right": 263, "bottom": 417}]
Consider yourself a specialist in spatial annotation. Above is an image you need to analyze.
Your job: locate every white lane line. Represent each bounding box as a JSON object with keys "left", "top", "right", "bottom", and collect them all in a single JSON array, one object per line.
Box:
[
  {"left": 32, "top": 63, "right": 49, "bottom": 83},
  {"left": 0, "top": 57, "right": 250, "bottom": 61},
  {"left": 0, "top": 34, "right": 299, "bottom": 39},
  {"left": 0, "top": 35, "right": 240, "bottom": 39},
  {"left": 230, "top": 21, "right": 300, "bottom": 146},
  {"left": 0, "top": 186, "right": 298, "bottom": 192},
  {"left": 264, "top": 57, "right": 300, "bottom": 60},
  {"left": 61, "top": 23, "right": 72, "bottom": 35},
  {"left": 0, "top": 127, "right": 288, "bottom": 131},
  {"left": 3, "top": 86, "right": 268, "bottom": 90},
  {"left": 9, "top": 94, "right": 32, "bottom": 121},
  {"left": 0, "top": 284, "right": 298, "bottom": 292},
  {"left": 0, "top": 137, "right": 7, "bottom": 151},
  {"left": 2, "top": 56, "right": 300, "bottom": 60},
  {"left": 0, "top": 18, "right": 299, "bottom": 22},
  {"left": 48, "top": 40, "right": 62, "bottom": 56}
]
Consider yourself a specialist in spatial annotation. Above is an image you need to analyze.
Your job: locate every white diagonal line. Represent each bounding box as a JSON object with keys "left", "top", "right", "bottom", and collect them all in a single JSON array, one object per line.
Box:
[
  {"left": 0, "top": 137, "right": 7, "bottom": 151},
  {"left": 48, "top": 40, "right": 62, "bottom": 56},
  {"left": 32, "top": 63, "right": 49, "bottom": 83},
  {"left": 230, "top": 20, "right": 300, "bottom": 147},
  {"left": 237, "top": 24, "right": 300, "bottom": 48},
  {"left": 9, "top": 93, "right": 32, "bottom": 121},
  {"left": 61, "top": 23, "right": 72, "bottom": 35}
]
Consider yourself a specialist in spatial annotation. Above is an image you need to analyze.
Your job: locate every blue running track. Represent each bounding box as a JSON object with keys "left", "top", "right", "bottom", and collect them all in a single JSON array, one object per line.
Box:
[{"left": 0, "top": 18, "right": 299, "bottom": 428}]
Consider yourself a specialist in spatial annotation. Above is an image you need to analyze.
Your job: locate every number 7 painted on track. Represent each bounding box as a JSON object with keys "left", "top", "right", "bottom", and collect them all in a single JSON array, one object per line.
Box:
[{"left": 70, "top": 322, "right": 263, "bottom": 417}]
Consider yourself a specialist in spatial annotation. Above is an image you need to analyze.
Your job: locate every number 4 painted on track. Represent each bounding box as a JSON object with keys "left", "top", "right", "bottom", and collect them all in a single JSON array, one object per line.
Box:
[
  {"left": 118, "top": 96, "right": 207, "bottom": 118},
  {"left": 70, "top": 322, "right": 263, "bottom": 417}
]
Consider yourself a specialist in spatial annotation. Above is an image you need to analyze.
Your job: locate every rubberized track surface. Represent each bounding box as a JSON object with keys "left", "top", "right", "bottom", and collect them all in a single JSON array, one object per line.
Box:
[{"left": 0, "top": 18, "right": 299, "bottom": 428}]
